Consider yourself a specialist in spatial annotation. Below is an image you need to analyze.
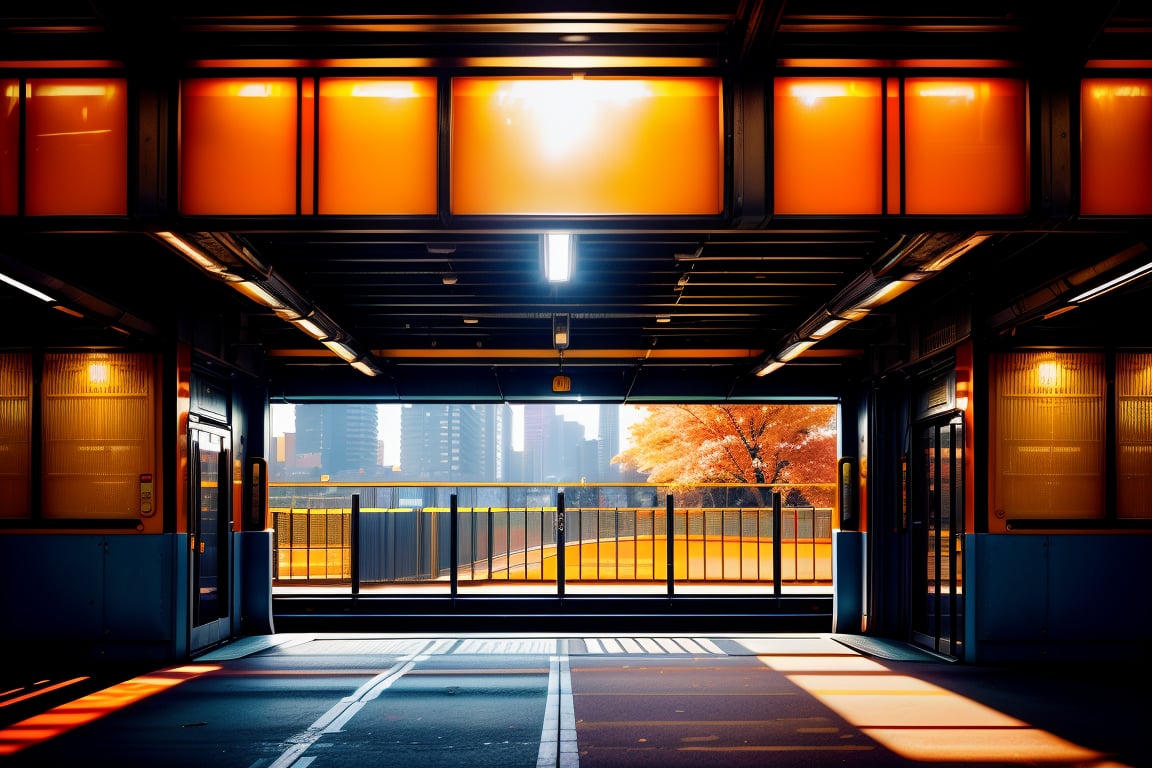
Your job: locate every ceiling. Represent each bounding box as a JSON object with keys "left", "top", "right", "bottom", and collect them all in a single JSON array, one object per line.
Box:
[{"left": 2, "top": 2, "right": 1151, "bottom": 403}]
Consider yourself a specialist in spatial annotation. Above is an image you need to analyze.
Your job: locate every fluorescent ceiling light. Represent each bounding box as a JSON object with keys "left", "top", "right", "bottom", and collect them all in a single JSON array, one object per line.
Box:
[
  {"left": 809, "top": 316, "right": 851, "bottom": 339},
  {"left": 544, "top": 232, "right": 572, "bottom": 282},
  {"left": 754, "top": 359, "right": 785, "bottom": 377},
  {"left": 155, "top": 231, "right": 231, "bottom": 276},
  {"left": 291, "top": 316, "right": 328, "bottom": 340},
  {"left": 323, "top": 340, "right": 359, "bottom": 363},
  {"left": 233, "top": 280, "right": 288, "bottom": 311},
  {"left": 851, "top": 279, "right": 916, "bottom": 312},
  {"left": 920, "top": 233, "right": 991, "bottom": 273},
  {"left": 350, "top": 358, "right": 379, "bottom": 376},
  {"left": 777, "top": 339, "right": 815, "bottom": 362},
  {"left": 1070, "top": 260, "right": 1152, "bottom": 303},
  {"left": 0, "top": 271, "right": 54, "bottom": 302}
]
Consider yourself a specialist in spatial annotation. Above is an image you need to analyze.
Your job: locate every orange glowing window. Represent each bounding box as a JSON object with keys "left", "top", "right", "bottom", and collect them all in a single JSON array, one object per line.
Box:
[
  {"left": 41, "top": 352, "right": 156, "bottom": 520},
  {"left": 992, "top": 352, "right": 1105, "bottom": 522},
  {"left": 451, "top": 76, "right": 723, "bottom": 216},
  {"left": 24, "top": 79, "right": 127, "bottom": 216},
  {"left": 180, "top": 78, "right": 299, "bottom": 215},
  {"left": 318, "top": 77, "right": 438, "bottom": 215},
  {"left": 0, "top": 353, "right": 32, "bottom": 518},
  {"left": 903, "top": 78, "right": 1028, "bottom": 215},
  {"left": 0, "top": 81, "right": 17, "bottom": 215},
  {"left": 773, "top": 77, "right": 883, "bottom": 215},
  {"left": 1080, "top": 79, "right": 1152, "bottom": 215},
  {"left": 1116, "top": 353, "right": 1152, "bottom": 518}
]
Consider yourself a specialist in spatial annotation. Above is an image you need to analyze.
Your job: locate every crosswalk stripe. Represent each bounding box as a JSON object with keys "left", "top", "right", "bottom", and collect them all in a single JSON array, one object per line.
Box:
[
  {"left": 580, "top": 637, "right": 726, "bottom": 655},
  {"left": 455, "top": 638, "right": 556, "bottom": 654}
]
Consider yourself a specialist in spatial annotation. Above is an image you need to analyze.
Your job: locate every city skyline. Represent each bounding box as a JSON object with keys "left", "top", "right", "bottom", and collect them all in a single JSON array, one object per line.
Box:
[{"left": 272, "top": 403, "right": 645, "bottom": 464}]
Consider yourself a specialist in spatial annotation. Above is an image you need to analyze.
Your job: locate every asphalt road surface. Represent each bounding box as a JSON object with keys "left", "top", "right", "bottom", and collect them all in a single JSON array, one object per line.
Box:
[{"left": 0, "top": 633, "right": 1144, "bottom": 768}]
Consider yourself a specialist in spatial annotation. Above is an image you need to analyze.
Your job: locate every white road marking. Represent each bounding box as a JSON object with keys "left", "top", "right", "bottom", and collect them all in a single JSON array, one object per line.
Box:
[
  {"left": 537, "top": 639, "right": 579, "bottom": 768},
  {"left": 266, "top": 642, "right": 437, "bottom": 768},
  {"left": 580, "top": 637, "right": 726, "bottom": 655}
]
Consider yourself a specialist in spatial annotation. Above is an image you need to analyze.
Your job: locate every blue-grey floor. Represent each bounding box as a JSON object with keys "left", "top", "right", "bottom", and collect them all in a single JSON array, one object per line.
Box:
[{"left": 0, "top": 633, "right": 1144, "bottom": 767}]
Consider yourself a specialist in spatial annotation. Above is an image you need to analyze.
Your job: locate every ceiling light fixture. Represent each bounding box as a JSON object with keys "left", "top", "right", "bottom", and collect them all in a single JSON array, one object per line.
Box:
[
  {"left": 154, "top": 231, "right": 382, "bottom": 377},
  {"left": 753, "top": 232, "right": 990, "bottom": 377},
  {"left": 0, "top": 271, "right": 54, "bottom": 302},
  {"left": 323, "top": 339, "right": 359, "bottom": 363},
  {"left": 776, "top": 339, "right": 815, "bottom": 362},
  {"left": 232, "top": 280, "right": 289, "bottom": 312},
  {"left": 290, "top": 314, "right": 328, "bottom": 340},
  {"left": 754, "top": 359, "right": 785, "bottom": 377},
  {"left": 350, "top": 358, "right": 380, "bottom": 377},
  {"left": 1070, "top": 259, "right": 1152, "bottom": 303},
  {"left": 543, "top": 232, "right": 573, "bottom": 282},
  {"left": 155, "top": 230, "right": 233, "bottom": 277}
]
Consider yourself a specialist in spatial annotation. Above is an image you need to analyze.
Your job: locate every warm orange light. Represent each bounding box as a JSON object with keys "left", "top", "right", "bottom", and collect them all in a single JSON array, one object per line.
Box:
[
  {"left": 451, "top": 76, "right": 723, "bottom": 215},
  {"left": 955, "top": 370, "right": 970, "bottom": 411},
  {"left": 318, "top": 77, "right": 437, "bottom": 214},
  {"left": 773, "top": 77, "right": 883, "bottom": 214},
  {"left": 1036, "top": 360, "right": 1062, "bottom": 387},
  {"left": 779, "top": 667, "right": 1107, "bottom": 764},
  {"left": 24, "top": 78, "right": 128, "bottom": 216},
  {"left": 0, "top": 80, "right": 17, "bottom": 215},
  {"left": 903, "top": 78, "right": 1027, "bottom": 215},
  {"left": 1080, "top": 79, "right": 1152, "bottom": 215},
  {"left": 179, "top": 78, "right": 299, "bottom": 214},
  {"left": 87, "top": 361, "right": 110, "bottom": 386},
  {"left": 0, "top": 665, "right": 219, "bottom": 756},
  {"left": 0, "top": 677, "right": 88, "bottom": 709}
]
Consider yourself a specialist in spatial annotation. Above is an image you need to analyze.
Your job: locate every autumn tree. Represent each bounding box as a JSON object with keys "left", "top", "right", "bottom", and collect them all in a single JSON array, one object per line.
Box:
[{"left": 613, "top": 404, "right": 837, "bottom": 507}]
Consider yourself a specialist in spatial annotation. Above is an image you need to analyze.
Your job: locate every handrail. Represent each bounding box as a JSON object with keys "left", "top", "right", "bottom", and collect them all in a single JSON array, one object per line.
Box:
[{"left": 268, "top": 482, "right": 836, "bottom": 592}]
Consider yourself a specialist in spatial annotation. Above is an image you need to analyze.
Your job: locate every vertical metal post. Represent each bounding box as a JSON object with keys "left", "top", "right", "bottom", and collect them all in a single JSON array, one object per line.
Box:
[
  {"left": 556, "top": 491, "right": 566, "bottom": 598},
  {"left": 450, "top": 493, "right": 458, "bottom": 598},
  {"left": 487, "top": 506, "right": 494, "bottom": 578},
  {"left": 505, "top": 506, "right": 512, "bottom": 580},
  {"left": 772, "top": 491, "right": 782, "bottom": 598},
  {"left": 351, "top": 493, "right": 360, "bottom": 595},
  {"left": 666, "top": 493, "right": 675, "bottom": 597}
]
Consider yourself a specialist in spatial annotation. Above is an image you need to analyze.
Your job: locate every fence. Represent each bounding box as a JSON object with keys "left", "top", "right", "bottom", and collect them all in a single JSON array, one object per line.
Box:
[{"left": 270, "top": 483, "right": 836, "bottom": 587}]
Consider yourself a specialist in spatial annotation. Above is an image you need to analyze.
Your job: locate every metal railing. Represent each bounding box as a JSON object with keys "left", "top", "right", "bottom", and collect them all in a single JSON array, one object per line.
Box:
[{"left": 270, "top": 482, "right": 836, "bottom": 589}]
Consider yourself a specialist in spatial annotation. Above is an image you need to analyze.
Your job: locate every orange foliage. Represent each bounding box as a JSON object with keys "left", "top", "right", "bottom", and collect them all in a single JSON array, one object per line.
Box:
[{"left": 614, "top": 404, "right": 837, "bottom": 506}]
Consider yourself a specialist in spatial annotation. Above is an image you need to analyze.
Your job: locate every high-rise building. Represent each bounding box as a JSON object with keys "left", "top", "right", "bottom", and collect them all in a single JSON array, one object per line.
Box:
[
  {"left": 522, "top": 404, "right": 554, "bottom": 481},
  {"left": 294, "top": 403, "right": 380, "bottom": 480},
  {"left": 557, "top": 417, "right": 588, "bottom": 481},
  {"left": 487, "top": 403, "right": 514, "bottom": 481},
  {"left": 598, "top": 404, "right": 620, "bottom": 480},
  {"left": 399, "top": 404, "right": 486, "bottom": 481}
]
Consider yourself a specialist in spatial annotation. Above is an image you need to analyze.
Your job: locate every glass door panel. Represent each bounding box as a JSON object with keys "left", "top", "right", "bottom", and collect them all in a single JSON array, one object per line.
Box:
[{"left": 912, "top": 415, "right": 964, "bottom": 657}]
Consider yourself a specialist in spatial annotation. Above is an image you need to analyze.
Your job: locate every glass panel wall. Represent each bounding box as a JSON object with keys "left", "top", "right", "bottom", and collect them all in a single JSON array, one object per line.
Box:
[
  {"left": 41, "top": 352, "right": 155, "bottom": 519},
  {"left": 992, "top": 352, "right": 1106, "bottom": 523}
]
